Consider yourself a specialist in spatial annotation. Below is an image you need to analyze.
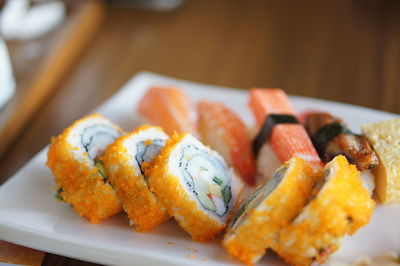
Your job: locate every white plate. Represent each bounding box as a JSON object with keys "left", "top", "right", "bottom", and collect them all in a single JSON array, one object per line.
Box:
[{"left": 0, "top": 72, "right": 399, "bottom": 266}]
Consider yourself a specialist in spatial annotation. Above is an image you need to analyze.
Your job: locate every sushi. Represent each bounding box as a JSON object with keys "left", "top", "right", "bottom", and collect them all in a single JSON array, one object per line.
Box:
[
  {"left": 362, "top": 118, "right": 400, "bottom": 204},
  {"left": 301, "top": 111, "right": 379, "bottom": 194},
  {"left": 301, "top": 111, "right": 378, "bottom": 171},
  {"left": 102, "top": 125, "right": 169, "bottom": 232},
  {"left": 249, "top": 89, "right": 322, "bottom": 168},
  {"left": 198, "top": 100, "right": 257, "bottom": 186},
  {"left": 222, "top": 157, "right": 316, "bottom": 265},
  {"left": 145, "top": 132, "right": 242, "bottom": 241},
  {"left": 275, "top": 155, "right": 375, "bottom": 266},
  {"left": 46, "top": 114, "right": 123, "bottom": 223},
  {"left": 137, "top": 86, "right": 198, "bottom": 137},
  {"left": 254, "top": 143, "right": 282, "bottom": 186}
]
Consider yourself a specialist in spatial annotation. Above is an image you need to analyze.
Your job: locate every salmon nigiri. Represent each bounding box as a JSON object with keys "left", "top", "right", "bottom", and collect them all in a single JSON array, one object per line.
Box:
[
  {"left": 249, "top": 89, "right": 322, "bottom": 168},
  {"left": 198, "top": 101, "right": 257, "bottom": 186},
  {"left": 137, "top": 87, "right": 198, "bottom": 136}
]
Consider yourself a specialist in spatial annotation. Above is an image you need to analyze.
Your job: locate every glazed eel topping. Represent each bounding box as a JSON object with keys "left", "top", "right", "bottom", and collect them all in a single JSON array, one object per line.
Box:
[
  {"left": 179, "top": 145, "right": 232, "bottom": 217},
  {"left": 302, "top": 112, "right": 378, "bottom": 171}
]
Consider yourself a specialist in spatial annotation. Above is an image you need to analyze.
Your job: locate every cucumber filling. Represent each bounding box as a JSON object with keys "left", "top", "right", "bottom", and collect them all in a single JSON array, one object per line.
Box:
[
  {"left": 81, "top": 125, "right": 120, "bottom": 160},
  {"left": 180, "top": 145, "right": 231, "bottom": 217},
  {"left": 55, "top": 187, "right": 63, "bottom": 201},
  {"left": 95, "top": 160, "right": 108, "bottom": 181}
]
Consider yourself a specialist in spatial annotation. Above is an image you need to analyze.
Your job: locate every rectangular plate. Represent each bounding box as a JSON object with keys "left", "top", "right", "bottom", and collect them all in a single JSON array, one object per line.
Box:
[{"left": 0, "top": 72, "right": 399, "bottom": 265}]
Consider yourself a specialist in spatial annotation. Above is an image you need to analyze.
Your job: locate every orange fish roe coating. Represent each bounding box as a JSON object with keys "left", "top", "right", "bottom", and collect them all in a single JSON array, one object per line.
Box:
[
  {"left": 46, "top": 114, "right": 122, "bottom": 223},
  {"left": 223, "top": 157, "right": 316, "bottom": 265},
  {"left": 146, "top": 133, "right": 232, "bottom": 241},
  {"left": 102, "top": 125, "right": 169, "bottom": 232},
  {"left": 275, "top": 155, "right": 375, "bottom": 266}
]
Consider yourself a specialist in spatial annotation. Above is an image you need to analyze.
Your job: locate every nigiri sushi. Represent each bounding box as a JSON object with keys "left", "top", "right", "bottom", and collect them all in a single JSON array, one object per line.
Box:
[
  {"left": 249, "top": 89, "right": 322, "bottom": 176},
  {"left": 301, "top": 111, "right": 378, "bottom": 171},
  {"left": 146, "top": 132, "right": 242, "bottom": 241},
  {"left": 301, "top": 111, "right": 379, "bottom": 194},
  {"left": 102, "top": 125, "right": 169, "bottom": 232},
  {"left": 249, "top": 89, "right": 321, "bottom": 165},
  {"left": 362, "top": 118, "right": 400, "bottom": 204},
  {"left": 137, "top": 86, "right": 198, "bottom": 136},
  {"left": 198, "top": 100, "right": 256, "bottom": 186},
  {"left": 223, "top": 157, "right": 315, "bottom": 265},
  {"left": 46, "top": 114, "right": 123, "bottom": 223}
]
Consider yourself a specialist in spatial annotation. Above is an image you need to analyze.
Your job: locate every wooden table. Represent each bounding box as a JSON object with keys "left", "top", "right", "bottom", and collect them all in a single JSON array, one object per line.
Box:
[{"left": 1, "top": 0, "right": 400, "bottom": 265}]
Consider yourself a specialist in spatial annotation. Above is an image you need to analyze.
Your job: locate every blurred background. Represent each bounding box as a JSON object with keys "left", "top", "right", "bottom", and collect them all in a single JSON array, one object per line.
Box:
[{"left": 0, "top": 0, "right": 399, "bottom": 264}]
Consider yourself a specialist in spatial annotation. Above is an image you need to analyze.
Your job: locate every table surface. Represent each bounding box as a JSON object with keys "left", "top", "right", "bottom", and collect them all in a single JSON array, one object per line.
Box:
[{"left": 1, "top": 0, "right": 400, "bottom": 265}]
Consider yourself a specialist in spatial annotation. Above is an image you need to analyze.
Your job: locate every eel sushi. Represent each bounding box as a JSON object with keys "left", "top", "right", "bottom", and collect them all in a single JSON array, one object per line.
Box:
[
  {"left": 137, "top": 86, "right": 198, "bottom": 137},
  {"left": 102, "top": 125, "right": 169, "bottom": 232},
  {"left": 222, "top": 157, "right": 316, "bottom": 265},
  {"left": 46, "top": 114, "right": 123, "bottom": 223},
  {"left": 362, "top": 118, "right": 400, "bottom": 204},
  {"left": 146, "top": 132, "right": 242, "bottom": 241},
  {"left": 198, "top": 100, "right": 257, "bottom": 186},
  {"left": 301, "top": 111, "right": 378, "bottom": 171},
  {"left": 301, "top": 111, "right": 379, "bottom": 194},
  {"left": 249, "top": 89, "right": 322, "bottom": 180},
  {"left": 275, "top": 155, "right": 375, "bottom": 266}
]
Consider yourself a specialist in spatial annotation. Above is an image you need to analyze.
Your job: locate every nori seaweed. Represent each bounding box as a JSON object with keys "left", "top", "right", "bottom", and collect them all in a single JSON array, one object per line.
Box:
[{"left": 252, "top": 114, "right": 299, "bottom": 156}]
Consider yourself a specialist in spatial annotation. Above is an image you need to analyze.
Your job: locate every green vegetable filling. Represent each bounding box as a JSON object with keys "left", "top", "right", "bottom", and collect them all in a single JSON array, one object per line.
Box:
[
  {"left": 55, "top": 187, "right": 63, "bottom": 201},
  {"left": 95, "top": 160, "right": 108, "bottom": 181},
  {"left": 197, "top": 191, "right": 216, "bottom": 212},
  {"left": 233, "top": 203, "right": 247, "bottom": 221},
  {"left": 212, "top": 176, "right": 223, "bottom": 185},
  {"left": 231, "top": 188, "right": 260, "bottom": 225},
  {"left": 222, "top": 185, "right": 232, "bottom": 205},
  {"left": 181, "top": 145, "right": 232, "bottom": 216}
]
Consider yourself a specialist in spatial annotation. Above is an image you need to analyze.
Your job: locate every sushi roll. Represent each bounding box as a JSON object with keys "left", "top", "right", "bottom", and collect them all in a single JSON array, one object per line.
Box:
[
  {"left": 198, "top": 100, "right": 257, "bottom": 186},
  {"left": 137, "top": 86, "right": 198, "bottom": 137},
  {"left": 102, "top": 125, "right": 169, "bottom": 232},
  {"left": 46, "top": 114, "right": 123, "bottom": 223},
  {"left": 222, "top": 157, "right": 315, "bottom": 265},
  {"left": 275, "top": 155, "right": 375, "bottom": 266},
  {"left": 146, "top": 132, "right": 242, "bottom": 241}
]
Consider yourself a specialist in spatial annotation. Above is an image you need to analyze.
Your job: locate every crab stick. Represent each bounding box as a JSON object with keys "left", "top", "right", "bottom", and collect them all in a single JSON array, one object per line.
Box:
[{"left": 249, "top": 89, "right": 322, "bottom": 168}]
